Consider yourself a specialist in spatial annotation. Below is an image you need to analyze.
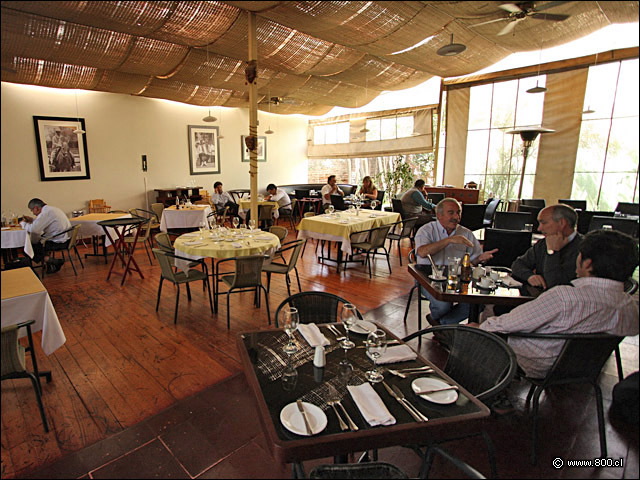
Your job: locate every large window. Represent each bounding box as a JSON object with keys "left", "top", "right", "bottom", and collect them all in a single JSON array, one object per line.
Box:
[
  {"left": 365, "top": 115, "right": 414, "bottom": 141},
  {"left": 572, "top": 59, "right": 639, "bottom": 210},
  {"left": 463, "top": 77, "right": 545, "bottom": 200},
  {"left": 313, "top": 122, "right": 349, "bottom": 145}
]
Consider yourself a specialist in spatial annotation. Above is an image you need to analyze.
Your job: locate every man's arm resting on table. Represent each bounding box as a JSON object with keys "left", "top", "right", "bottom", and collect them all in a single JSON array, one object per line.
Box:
[{"left": 416, "top": 235, "right": 473, "bottom": 258}]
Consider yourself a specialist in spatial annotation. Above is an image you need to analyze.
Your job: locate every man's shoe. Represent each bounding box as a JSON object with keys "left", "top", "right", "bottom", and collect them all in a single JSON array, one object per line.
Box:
[
  {"left": 426, "top": 313, "right": 441, "bottom": 327},
  {"left": 491, "top": 396, "right": 516, "bottom": 416}
]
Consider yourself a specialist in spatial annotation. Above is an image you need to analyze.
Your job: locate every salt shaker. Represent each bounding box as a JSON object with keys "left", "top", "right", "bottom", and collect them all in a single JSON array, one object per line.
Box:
[{"left": 313, "top": 346, "right": 326, "bottom": 368}]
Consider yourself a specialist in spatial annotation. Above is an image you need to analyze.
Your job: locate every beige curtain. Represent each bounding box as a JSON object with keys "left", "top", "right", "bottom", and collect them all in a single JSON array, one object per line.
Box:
[{"left": 443, "top": 88, "right": 470, "bottom": 187}]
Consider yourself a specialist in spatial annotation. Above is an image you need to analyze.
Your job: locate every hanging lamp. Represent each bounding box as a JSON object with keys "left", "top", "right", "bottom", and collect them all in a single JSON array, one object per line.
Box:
[
  {"left": 202, "top": 43, "right": 217, "bottom": 122},
  {"left": 527, "top": 46, "right": 547, "bottom": 93},
  {"left": 73, "top": 90, "right": 85, "bottom": 134},
  {"left": 437, "top": 33, "right": 466, "bottom": 56}
]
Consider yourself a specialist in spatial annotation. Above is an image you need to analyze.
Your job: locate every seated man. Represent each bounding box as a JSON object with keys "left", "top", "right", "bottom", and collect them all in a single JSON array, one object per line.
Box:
[
  {"left": 401, "top": 179, "right": 436, "bottom": 228},
  {"left": 476, "top": 230, "right": 639, "bottom": 379},
  {"left": 264, "top": 183, "right": 292, "bottom": 216},
  {"left": 321, "top": 175, "right": 344, "bottom": 206},
  {"left": 415, "top": 198, "right": 497, "bottom": 325},
  {"left": 21, "top": 198, "right": 72, "bottom": 272},
  {"left": 210, "top": 181, "right": 238, "bottom": 217},
  {"left": 512, "top": 203, "right": 582, "bottom": 290}
]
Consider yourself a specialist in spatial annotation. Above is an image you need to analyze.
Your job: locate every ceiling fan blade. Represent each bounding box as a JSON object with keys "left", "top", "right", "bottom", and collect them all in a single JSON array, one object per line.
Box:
[
  {"left": 499, "top": 3, "right": 523, "bottom": 14},
  {"left": 497, "top": 19, "right": 519, "bottom": 36},
  {"left": 469, "top": 17, "right": 508, "bottom": 28},
  {"left": 532, "top": 1, "right": 571, "bottom": 13},
  {"left": 530, "top": 12, "right": 570, "bottom": 21}
]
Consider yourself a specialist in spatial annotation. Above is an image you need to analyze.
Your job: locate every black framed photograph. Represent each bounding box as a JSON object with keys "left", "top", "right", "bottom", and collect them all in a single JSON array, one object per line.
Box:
[
  {"left": 188, "top": 125, "right": 220, "bottom": 175},
  {"left": 241, "top": 135, "right": 267, "bottom": 162},
  {"left": 33, "top": 116, "right": 90, "bottom": 181}
]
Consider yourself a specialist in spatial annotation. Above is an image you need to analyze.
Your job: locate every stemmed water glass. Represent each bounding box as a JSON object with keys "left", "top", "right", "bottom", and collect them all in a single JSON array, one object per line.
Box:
[
  {"left": 282, "top": 307, "right": 300, "bottom": 354},
  {"left": 326, "top": 204, "right": 335, "bottom": 215},
  {"left": 198, "top": 220, "right": 207, "bottom": 239},
  {"left": 248, "top": 219, "right": 256, "bottom": 233},
  {"left": 232, "top": 216, "right": 240, "bottom": 229},
  {"left": 365, "top": 329, "right": 387, "bottom": 383},
  {"left": 370, "top": 200, "right": 379, "bottom": 211},
  {"left": 340, "top": 303, "right": 357, "bottom": 350}
]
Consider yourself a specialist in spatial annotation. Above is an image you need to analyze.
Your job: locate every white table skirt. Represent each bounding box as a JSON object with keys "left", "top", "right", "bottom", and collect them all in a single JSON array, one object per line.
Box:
[
  {"left": 1, "top": 290, "right": 65, "bottom": 355},
  {"left": 71, "top": 214, "right": 131, "bottom": 247},
  {"left": 1, "top": 229, "right": 34, "bottom": 258},
  {"left": 160, "top": 206, "right": 212, "bottom": 232}
]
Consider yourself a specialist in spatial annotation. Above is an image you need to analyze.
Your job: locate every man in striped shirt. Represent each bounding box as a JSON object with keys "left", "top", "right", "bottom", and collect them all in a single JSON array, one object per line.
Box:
[{"left": 476, "top": 230, "right": 638, "bottom": 378}]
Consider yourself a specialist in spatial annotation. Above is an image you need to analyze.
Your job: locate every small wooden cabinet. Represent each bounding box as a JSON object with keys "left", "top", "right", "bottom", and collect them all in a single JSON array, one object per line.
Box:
[
  {"left": 426, "top": 187, "right": 479, "bottom": 204},
  {"left": 155, "top": 187, "right": 202, "bottom": 207}
]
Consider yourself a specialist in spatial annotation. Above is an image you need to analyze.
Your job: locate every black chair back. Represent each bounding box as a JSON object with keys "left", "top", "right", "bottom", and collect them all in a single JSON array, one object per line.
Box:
[
  {"left": 615, "top": 202, "right": 639, "bottom": 216},
  {"left": 577, "top": 210, "right": 614, "bottom": 234},
  {"left": 558, "top": 199, "right": 587, "bottom": 211},
  {"left": 330, "top": 194, "right": 347, "bottom": 211},
  {"left": 494, "top": 211, "right": 533, "bottom": 231},
  {"left": 295, "top": 188, "right": 310, "bottom": 200},
  {"left": 482, "top": 198, "right": 501, "bottom": 226},
  {"left": 428, "top": 193, "right": 445, "bottom": 204},
  {"left": 274, "top": 291, "right": 362, "bottom": 327},
  {"left": 374, "top": 189, "right": 385, "bottom": 209},
  {"left": 483, "top": 228, "right": 532, "bottom": 267},
  {"left": 391, "top": 198, "right": 406, "bottom": 217},
  {"left": 459, "top": 204, "right": 487, "bottom": 231},
  {"left": 520, "top": 198, "right": 546, "bottom": 208},
  {"left": 517, "top": 204, "right": 542, "bottom": 232},
  {"left": 588, "top": 215, "right": 639, "bottom": 237}
]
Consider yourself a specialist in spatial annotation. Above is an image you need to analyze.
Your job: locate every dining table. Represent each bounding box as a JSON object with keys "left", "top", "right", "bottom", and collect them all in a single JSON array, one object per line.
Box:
[
  {"left": 159, "top": 204, "right": 213, "bottom": 232},
  {"left": 97, "top": 217, "right": 146, "bottom": 286},
  {"left": 297, "top": 209, "right": 401, "bottom": 272},
  {"left": 1, "top": 225, "right": 34, "bottom": 259},
  {"left": 237, "top": 322, "right": 490, "bottom": 477},
  {"left": 1, "top": 267, "right": 66, "bottom": 355},
  {"left": 71, "top": 212, "right": 131, "bottom": 263}
]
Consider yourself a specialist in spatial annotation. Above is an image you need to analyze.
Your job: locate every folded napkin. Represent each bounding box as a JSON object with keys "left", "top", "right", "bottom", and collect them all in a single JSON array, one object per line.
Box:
[
  {"left": 256, "top": 235, "right": 271, "bottom": 240},
  {"left": 297, "top": 323, "right": 330, "bottom": 348},
  {"left": 232, "top": 242, "right": 243, "bottom": 248},
  {"left": 348, "top": 383, "right": 396, "bottom": 426},
  {"left": 502, "top": 276, "right": 523, "bottom": 288},
  {"left": 339, "top": 220, "right": 349, "bottom": 224},
  {"left": 184, "top": 241, "right": 205, "bottom": 246},
  {"left": 376, "top": 345, "right": 418, "bottom": 365}
]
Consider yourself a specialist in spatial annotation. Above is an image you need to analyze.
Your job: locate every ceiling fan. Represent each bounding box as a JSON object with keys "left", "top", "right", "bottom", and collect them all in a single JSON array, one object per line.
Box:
[
  {"left": 258, "top": 96, "right": 301, "bottom": 106},
  {"left": 470, "top": 1, "right": 571, "bottom": 36}
]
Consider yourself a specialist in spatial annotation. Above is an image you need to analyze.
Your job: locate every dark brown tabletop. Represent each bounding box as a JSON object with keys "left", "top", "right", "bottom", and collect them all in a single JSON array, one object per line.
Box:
[
  {"left": 236, "top": 324, "right": 490, "bottom": 467},
  {"left": 409, "top": 263, "right": 540, "bottom": 308}
]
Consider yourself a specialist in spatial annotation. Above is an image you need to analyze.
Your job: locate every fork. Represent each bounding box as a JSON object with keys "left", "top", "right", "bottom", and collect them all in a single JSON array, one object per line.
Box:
[
  {"left": 327, "top": 386, "right": 349, "bottom": 431},
  {"left": 326, "top": 324, "right": 345, "bottom": 341}
]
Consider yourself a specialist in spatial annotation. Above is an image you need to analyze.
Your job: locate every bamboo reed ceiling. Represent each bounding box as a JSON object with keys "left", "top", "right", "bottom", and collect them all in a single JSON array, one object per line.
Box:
[{"left": 1, "top": 1, "right": 637, "bottom": 115}]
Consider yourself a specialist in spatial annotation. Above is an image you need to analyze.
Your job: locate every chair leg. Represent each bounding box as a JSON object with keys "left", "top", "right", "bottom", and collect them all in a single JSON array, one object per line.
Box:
[
  {"left": 143, "top": 240, "right": 153, "bottom": 265},
  {"left": 397, "top": 240, "right": 403, "bottom": 266},
  {"left": 156, "top": 277, "right": 164, "bottom": 311},
  {"left": 74, "top": 246, "right": 85, "bottom": 269},
  {"left": 403, "top": 285, "right": 416, "bottom": 324},
  {"left": 294, "top": 267, "right": 302, "bottom": 292},
  {"left": 385, "top": 248, "right": 392, "bottom": 274},
  {"left": 530, "top": 386, "right": 543, "bottom": 465},
  {"left": 66, "top": 251, "right": 78, "bottom": 276},
  {"left": 261, "top": 285, "right": 271, "bottom": 325},
  {"left": 227, "top": 291, "right": 232, "bottom": 329},
  {"left": 614, "top": 346, "right": 624, "bottom": 381},
  {"left": 285, "top": 273, "right": 291, "bottom": 296},
  {"left": 594, "top": 383, "right": 608, "bottom": 458},
  {"left": 174, "top": 285, "right": 180, "bottom": 324},
  {"left": 205, "top": 278, "right": 214, "bottom": 314},
  {"left": 26, "top": 371, "right": 49, "bottom": 433}
]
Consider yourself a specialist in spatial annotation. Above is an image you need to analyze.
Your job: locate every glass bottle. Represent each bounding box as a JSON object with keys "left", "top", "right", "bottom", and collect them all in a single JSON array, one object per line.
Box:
[
  {"left": 1, "top": 211, "right": 6, "bottom": 227},
  {"left": 460, "top": 252, "right": 472, "bottom": 283}
]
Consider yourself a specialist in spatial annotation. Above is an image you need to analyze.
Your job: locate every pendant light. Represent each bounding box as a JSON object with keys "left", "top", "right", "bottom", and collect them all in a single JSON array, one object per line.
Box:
[
  {"left": 73, "top": 90, "right": 85, "bottom": 134},
  {"left": 436, "top": 33, "right": 466, "bottom": 56},
  {"left": 265, "top": 90, "right": 274, "bottom": 134},
  {"left": 527, "top": 46, "right": 547, "bottom": 94},
  {"left": 583, "top": 53, "right": 598, "bottom": 114},
  {"left": 360, "top": 78, "right": 370, "bottom": 133},
  {"left": 202, "top": 43, "right": 217, "bottom": 122}
]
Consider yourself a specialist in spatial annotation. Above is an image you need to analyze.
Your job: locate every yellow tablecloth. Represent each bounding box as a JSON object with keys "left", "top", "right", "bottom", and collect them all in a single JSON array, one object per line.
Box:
[
  {"left": 238, "top": 200, "right": 280, "bottom": 220},
  {"left": 297, "top": 210, "right": 400, "bottom": 254}
]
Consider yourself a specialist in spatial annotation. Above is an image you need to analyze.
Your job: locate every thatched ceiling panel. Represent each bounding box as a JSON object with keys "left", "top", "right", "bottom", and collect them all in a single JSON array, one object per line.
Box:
[
  {"left": 304, "top": 44, "right": 365, "bottom": 76},
  {"left": 327, "top": 55, "right": 425, "bottom": 90},
  {"left": 117, "top": 37, "right": 188, "bottom": 75},
  {"left": 289, "top": 76, "right": 379, "bottom": 108},
  {"left": 92, "top": 70, "right": 152, "bottom": 94},
  {"left": 0, "top": 56, "right": 99, "bottom": 90},
  {"left": 140, "top": 78, "right": 230, "bottom": 104},
  {"left": 170, "top": 48, "right": 247, "bottom": 90}
]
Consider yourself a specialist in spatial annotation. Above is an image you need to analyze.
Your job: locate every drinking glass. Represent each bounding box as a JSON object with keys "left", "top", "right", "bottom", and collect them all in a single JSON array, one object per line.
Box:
[
  {"left": 340, "top": 303, "right": 357, "bottom": 350},
  {"left": 326, "top": 204, "right": 335, "bottom": 215},
  {"left": 365, "top": 329, "right": 387, "bottom": 383},
  {"left": 447, "top": 257, "right": 460, "bottom": 287},
  {"left": 524, "top": 223, "right": 533, "bottom": 232},
  {"left": 232, "top": 217, "right": 240, "bottom": 229},
  {"left": 248, "top": 219, "right": 256, "bottom": 232},
  {"left": 239, "top": 224, "right": 247, "bottom": 235},
  {"left": 370, "top": 200, "right": 379, "bottom": 210},
  {"left": 281, "top": 361, "right": 298, "bottom": 391},
  {"left": 282, "top": 307, "right": 300, "bottom": 354}
]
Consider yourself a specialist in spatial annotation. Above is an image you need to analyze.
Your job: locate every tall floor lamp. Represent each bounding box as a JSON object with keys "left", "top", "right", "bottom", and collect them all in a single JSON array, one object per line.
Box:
[{"left": 507, "top": 127, "right": 555, "bottom": 200}]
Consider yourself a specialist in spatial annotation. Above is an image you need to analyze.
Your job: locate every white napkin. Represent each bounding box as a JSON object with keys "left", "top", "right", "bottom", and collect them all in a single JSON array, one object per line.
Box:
[
  {"left": 184, "top": 240, "right": 205, "bottom": 246},
  {"left": 256, "top": 235, "right": 271, "bottom": 240},
  {"left": 376, "top": 345, "right": 418, "bottom": 365},
  {"left": 339, "top": 220, "right": 349, "bottom": 224},
  {"left": 502, "top": 276, "right": 523, "bottom": 287},
  {"left": 348, "top": 383, "right": 396, "bottom": 426},
  {"left": 232, "top": 242, "right": 243, "bottom": 248},
  {"left": 297, "top": 323, "right": 330, "bottom": 348}
]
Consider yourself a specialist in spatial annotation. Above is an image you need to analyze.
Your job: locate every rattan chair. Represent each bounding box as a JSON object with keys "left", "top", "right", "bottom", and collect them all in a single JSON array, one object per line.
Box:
[
  {"left": 505, "top": 331, "right": 624, "bottom": 465},
  {"left": 386, "top": 217, "right": 417, "bottom": 266},
  {"left": 263, "top": 239, "right": 305, "bottom": 296},
  {"left": 403, "top": 325, "right": 518, "bottom": 478},
  {"left": 153, "top": 249, "right": 213, "bottom": 324},
  {"left": 215, "top": 255, "right": 271, "bottom": 328},
  {"left": 1, "top": 320, "right": 51, "bottom": 433},
  {"left": 274, "top": 291, "right": 363, "bottom": 328},
  {"left": 41, "top": 224, "right": 84, "bottom": 277},
  {"left": 347, "top": 224, "right": 393, "bottom": 277},
  {"left": 268, "top": 225, "right": 289, "bottom": 262}
]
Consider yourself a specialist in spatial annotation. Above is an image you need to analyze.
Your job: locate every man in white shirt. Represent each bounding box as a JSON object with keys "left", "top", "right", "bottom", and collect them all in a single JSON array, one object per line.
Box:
[
  {"left": 321, "top": 175, "right": 344, "bottom": 206},
  {"left": 21, "top": 198, "right": 72, "bottom": 269},
  {"left": 415, "top": 198, "right": 497, "bottom": 325},
  {"left": 210, "top": 181, "right": 238, "bottom": 216},
  {"left": 265, "top": 183, "right": 292, "bottom": 216}
]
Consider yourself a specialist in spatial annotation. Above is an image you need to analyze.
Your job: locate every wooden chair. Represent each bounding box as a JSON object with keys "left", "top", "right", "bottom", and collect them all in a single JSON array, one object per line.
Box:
[{"left": 88, "top": 199, "right": 111, "bottom": 213}]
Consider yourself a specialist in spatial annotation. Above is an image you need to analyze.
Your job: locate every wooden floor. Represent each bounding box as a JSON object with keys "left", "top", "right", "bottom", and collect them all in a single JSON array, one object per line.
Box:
[
  {"left": 1, "top": 230, "right": 421, "bottom": 478},
  {"left": 1, "top": 229, "right": 638, "bottom": 478}
]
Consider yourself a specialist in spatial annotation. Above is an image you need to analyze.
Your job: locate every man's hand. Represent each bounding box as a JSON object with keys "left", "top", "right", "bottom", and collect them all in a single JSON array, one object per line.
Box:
[
  {"left": 22, "top": 215, "right": 34, "bottom": 223},
  {"left": 527, "top": 274, "right": 547, "bottom": 289},
  {"left": 475, "top": 248, "right": 498, "bottom": 264},
  {"left": 448, "top": 235, "right": 474, "bottom": 248},
  {"left": 545, "top": 232, "right": 569, "bottom": 252}
]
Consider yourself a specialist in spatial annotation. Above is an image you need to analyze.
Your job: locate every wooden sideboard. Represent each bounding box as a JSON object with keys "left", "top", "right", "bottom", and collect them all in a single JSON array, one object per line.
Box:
[
  {"left": 155, "top": 187, "right": 202, "bottom": 207},
  {"left": 426, "top": 187, "right": 479, "bottom": 204}
]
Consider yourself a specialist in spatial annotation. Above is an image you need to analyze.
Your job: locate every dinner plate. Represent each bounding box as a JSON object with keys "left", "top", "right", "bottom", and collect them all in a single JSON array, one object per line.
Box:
[
  {"left": 349, "top": 320, "right": 376, "bottom": 335},
  {"left": 428, "top": 275, "right": 447, "bottom": 282},
  {"left": 1, "top": 227, "right": 10, "bottom": 230},
  {"left": 411, "top": 377, "right": 458, "bottom": 405},
  {"left": 184, "top": 241, "right": 206, "bottom": 246},
  {"left": 280, "top": 402, "right": 327, "bottom": 436}
]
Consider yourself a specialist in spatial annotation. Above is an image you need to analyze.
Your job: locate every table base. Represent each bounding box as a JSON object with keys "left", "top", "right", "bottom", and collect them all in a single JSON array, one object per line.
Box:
[
  {"left": 102, "top": 224, "right": 145, "bottom": 286},
  {"left": 316, "top": 241, "right": 364, "bottom": 273}
]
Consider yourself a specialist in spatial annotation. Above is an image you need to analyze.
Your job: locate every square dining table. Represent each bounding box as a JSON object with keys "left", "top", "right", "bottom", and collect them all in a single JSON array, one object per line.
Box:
[
  {"left": 237, "top": 323, "right": 489, "bottom": 477},
  {"left": 159, "top": 205, "right": 213, "bottom": 232},
  {"left": 296, "top": 210, "right": 400, "bottom": 272},
  {"left": 238, "top": 199, "right": 280, "bottom": 221},
  {"left": 1, "top": 225, "right": 34, "bottom": 259}
]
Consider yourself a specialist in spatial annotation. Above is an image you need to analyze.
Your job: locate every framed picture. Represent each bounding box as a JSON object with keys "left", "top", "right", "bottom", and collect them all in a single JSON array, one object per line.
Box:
[
  {"left": 33, "top": 116, "right": 90, "bottom": 181},
  {"left": 241, "top": 135, "right": 267, "bottom": 162},
  {"left": 188, "top": 125, "right": 220, "bottom": 175}
]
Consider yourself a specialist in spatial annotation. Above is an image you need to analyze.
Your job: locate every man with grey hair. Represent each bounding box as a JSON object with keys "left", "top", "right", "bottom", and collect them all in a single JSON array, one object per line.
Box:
[
  {"left": 415, "top": 198, "right": 497, "bottom": 325},
  {"left": 21, "top": 198, "right": 71, "bottom": 271},
  {"left": 511, "top": 203, "right": 582, "bottom": 290},
  {"left": 401, "top": 179, "right": 435, "bottom": 228}
]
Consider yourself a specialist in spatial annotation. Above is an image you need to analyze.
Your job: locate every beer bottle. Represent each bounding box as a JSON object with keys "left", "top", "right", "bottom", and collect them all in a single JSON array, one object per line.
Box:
[{"left": 460, "top": 252, "right": 472, "bottom": 283}]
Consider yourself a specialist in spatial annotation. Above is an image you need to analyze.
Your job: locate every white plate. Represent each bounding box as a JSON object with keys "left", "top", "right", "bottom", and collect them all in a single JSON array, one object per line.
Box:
[
  {"left": 428, "top": 275, "right": 446, "bottom": 282},
  {"left": 1, "top": 227, "right": 10, "bottom": 230},
  {"left": 349, "top": 320, "right": 377, "bottom": 335},
  {"left": 411, "top": 377, "right": 458, "bottom": 405},
  {"left": 184, "top": 241, "right": 206, "bottom": 246},
  {"left": 280, "top": 402, "right": 327, "bottom": 436}
]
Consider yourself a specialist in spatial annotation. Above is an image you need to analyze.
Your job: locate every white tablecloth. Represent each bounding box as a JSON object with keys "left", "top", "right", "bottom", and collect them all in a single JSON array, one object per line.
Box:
[
  {"left": 71, "top": 213, "right": 131, "bottom": 247},
  {"left": 1, "top": 228, "right": 34, "bottom": 258},
  {"left": 160, "top": 206, "right": 212, "bottom": 232}
]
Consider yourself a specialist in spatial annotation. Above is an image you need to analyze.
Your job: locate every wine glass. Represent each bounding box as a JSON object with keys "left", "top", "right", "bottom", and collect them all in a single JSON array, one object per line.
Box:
[
  {"left": 365, "top": 329, "right": 387, "bottom": 383},
  {"left": 326, "top": 204, "right": 335, "bottom": 215},
  {"left": 232, "top": 216, "right": 240, "bottom": 229},
  {"left": 239, "top": 223, "right": 247, "bottom": 236},
  {"left": 248, "top": 219, "right": 256, "bottom": 232},
  {"left": 340, "top": 303, "right": 357, "bottom": 350},
  {"left": 370, "top": 200, "right": 379, "bottom": 211},
  {"left": 282, "top": 307, "right": 299, "bottom": 354}
]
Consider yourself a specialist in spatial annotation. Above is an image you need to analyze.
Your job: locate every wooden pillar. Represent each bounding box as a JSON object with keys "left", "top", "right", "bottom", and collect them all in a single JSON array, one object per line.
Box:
[{"left": 247, "top": 12, "right": 258, "bottom": 223}]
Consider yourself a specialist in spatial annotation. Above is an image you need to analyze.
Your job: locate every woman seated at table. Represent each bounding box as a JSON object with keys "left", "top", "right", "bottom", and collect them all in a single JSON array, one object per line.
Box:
[{"left": 358, "top": 176, "right": 378, "bottom": 202}]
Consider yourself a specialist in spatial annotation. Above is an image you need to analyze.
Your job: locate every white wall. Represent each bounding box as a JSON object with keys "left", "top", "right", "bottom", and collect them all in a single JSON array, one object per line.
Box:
[{"left": 1, "top": 82, "right": 309, "bottom": 216}]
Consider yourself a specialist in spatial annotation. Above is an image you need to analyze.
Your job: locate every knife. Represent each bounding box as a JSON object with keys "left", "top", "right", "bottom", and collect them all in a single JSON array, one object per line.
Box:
[
  {"left": 296, "top": 399, "right": 313, "bottom": 435},
  {"left": 382, "top": 381, "right": 426, "bottom": 422},
  {"left": 415, "top": 385, "right": 459, "bottom": 395}
]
